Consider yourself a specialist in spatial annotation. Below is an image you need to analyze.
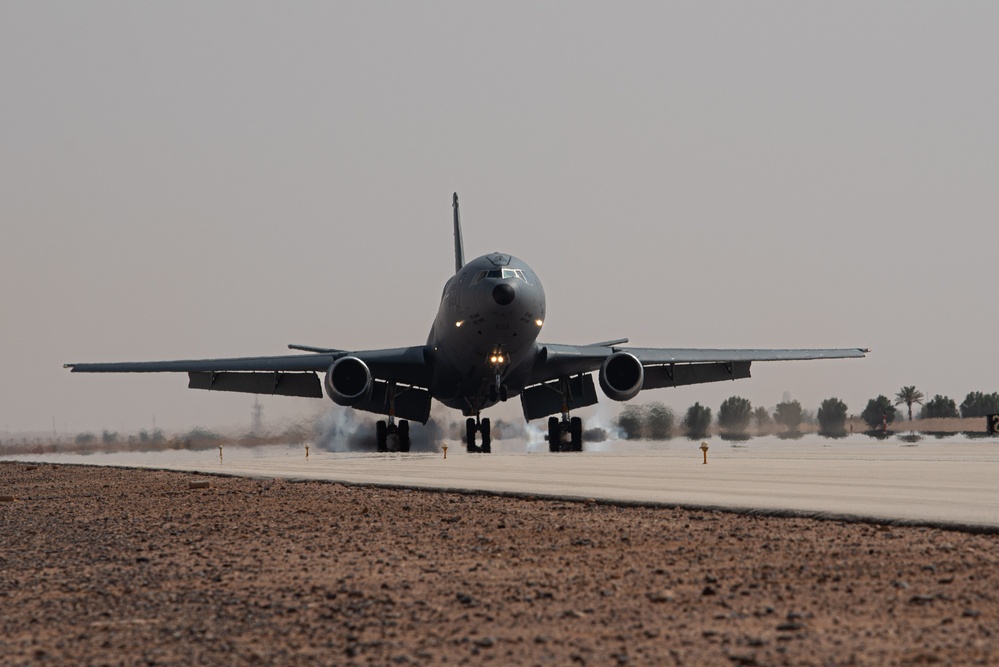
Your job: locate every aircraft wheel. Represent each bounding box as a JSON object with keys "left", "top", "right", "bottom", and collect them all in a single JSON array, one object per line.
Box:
[
  {"left": 376, "top": 420, "right": 388, "bottom": 453},
  {"left": 398, "top": 420, "right": 410, "bottom": 453},
  {"left": 466, "top": 417, "right": 478, "bottom": 453},
  {"left": 570, "top": 417, "right": 583, "bottom": 452},
  {"left": 489, "top": 385, "right": 498, "bottom": 402},
  {"left": 548, "top": 417, "right": 560, "bottom": 453},
  {"left": 500, "top": 385, "right": 509, "bottom": 402},
  {"left": 480, "top": 418, "right": 491, "bottom": 454}
]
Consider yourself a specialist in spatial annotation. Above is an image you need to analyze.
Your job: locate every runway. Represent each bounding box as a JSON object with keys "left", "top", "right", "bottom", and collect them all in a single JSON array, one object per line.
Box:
[{"left": 11, "top": 436, "right": 999, "bottom": 530}]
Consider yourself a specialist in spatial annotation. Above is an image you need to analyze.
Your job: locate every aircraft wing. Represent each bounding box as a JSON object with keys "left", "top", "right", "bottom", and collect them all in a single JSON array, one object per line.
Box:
[
  {"left": 65, "top": 353, "right": 340, "bottom": 374},
  {"left": 65, "top": 346, "right": 434, "bottom": 400},
  {"left": 531, "top": 343, "right": 868, "bottom": 386}
]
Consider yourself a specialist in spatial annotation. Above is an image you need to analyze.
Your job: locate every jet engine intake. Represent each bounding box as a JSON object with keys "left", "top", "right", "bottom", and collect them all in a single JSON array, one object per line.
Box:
[
  {"left": 324, "top": 356, "right": 372, "bottom": 406},
  {"left": 599, "top": 352, "right": 644, "bottom": 402}
]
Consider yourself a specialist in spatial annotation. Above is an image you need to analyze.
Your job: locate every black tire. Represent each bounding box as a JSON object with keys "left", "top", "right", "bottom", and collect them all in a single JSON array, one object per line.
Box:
[
  {"left": 480, "top": 418, "right": 491, "bottom": 454},
  {"left": 376, "top": 420, "right": 388, "bottom": 453},
  {"left": 570, "top": 416, "right": 583, "bottom": 452},
  {"left": 548, "top": 416, "right": 560, "bottom": 453},
  {"left": 500, "top": 385, "right": 509, "bottom": 402},
  {"left": 398, "top": 420, "right": 410, "bottom": 453},
  {"left": 466, "top": 417, "right": 477, "bottom": 453},
  {"left": 488, "top": 385, "right": 498, "bottom": 403}
]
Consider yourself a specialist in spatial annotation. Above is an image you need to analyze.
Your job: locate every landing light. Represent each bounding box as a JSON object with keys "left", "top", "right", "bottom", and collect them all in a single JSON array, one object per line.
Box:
[
  {"left": 489, "top": 355, "right": 505, "bottom": 364},
  {"left": 455, "top": 321, "right": 464, "bottom": 327},
  {"left": 535, "top": 319, "right": 544, "bottom": 327}
]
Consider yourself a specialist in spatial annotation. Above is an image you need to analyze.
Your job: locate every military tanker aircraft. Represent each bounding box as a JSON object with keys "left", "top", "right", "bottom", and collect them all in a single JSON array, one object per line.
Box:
[{"left": 66, "top": 194, "right": 867, "bottom": 453}]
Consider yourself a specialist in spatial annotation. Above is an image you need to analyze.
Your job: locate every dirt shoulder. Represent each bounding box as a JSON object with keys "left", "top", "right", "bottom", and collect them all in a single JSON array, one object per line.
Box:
[{"left": 1, "top": 462, "right": 996, "bottom": 666}]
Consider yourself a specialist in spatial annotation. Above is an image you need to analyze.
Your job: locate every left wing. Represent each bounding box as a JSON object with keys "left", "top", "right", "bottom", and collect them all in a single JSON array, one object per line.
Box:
[{"left": 65, "top": 345, "right": 433, "bottom": 402}]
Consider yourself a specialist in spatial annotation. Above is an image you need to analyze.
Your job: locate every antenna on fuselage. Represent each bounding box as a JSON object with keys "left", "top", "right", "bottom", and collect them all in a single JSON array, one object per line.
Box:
[{"left": 453, "top": 192, "right": 465, "bottom": 274}]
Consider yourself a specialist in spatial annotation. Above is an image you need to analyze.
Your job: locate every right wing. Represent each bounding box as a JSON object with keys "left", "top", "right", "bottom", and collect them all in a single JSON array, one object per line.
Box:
[
  {"left": 518, "top": 342, "right": 867, "bottom": 421},
  {"left": 531, "top": 343, "right": 869, "bottom": 385}
]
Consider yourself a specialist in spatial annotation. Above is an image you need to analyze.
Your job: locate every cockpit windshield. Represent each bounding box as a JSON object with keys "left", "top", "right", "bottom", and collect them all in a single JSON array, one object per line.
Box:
[{"left": 472, "top": 268, "right": 531, "bottom": 285}]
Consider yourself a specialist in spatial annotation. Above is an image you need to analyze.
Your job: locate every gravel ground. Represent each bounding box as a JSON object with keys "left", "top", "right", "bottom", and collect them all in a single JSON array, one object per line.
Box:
[{"left": 1, "top": 461, "right": 996, "bottom": 666}]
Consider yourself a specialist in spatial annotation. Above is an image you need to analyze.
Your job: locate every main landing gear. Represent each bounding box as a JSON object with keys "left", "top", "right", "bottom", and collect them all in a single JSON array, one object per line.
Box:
[
  {"left": 376, "top": 419, "right": 410, "bottom": 453},
  {"left": 466, "top": 416, "right": 491, "bottom": 453},
  {"left": 547, "top": 415, "right": 583, "bottom": 452},
  {"left": 375, "top": 382, "right": 410, "bottom": 453}
]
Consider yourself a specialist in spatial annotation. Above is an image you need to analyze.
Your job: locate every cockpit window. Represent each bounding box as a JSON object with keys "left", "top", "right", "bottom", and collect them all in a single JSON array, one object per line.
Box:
[{"left": 472, "top": 268, "right": 531, "bottom": 285}]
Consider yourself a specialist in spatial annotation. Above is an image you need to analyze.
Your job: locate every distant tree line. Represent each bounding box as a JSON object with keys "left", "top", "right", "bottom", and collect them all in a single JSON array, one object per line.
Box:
[
  {"left": 958, "top": 392, "right": 999, "bottom": 418},
  {"left": 614, "top": 385, "right": 998, "bottom": 441}
]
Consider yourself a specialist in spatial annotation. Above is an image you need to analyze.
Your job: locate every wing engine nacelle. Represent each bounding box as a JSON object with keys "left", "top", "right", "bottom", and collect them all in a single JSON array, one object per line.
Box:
[
  {"left": 598, "top": 352, "right": 644, "bottom": 402},
  {"left": 324, "top": 356, "right": 373, "bottom": 406}
]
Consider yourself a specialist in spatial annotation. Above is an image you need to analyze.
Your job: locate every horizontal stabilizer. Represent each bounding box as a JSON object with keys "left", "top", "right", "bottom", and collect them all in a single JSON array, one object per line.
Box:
[
  {"left": 453, "top": 192, "right": 464, "bottom": 274},
  {"left": 288, "top": 344, "right": 346, "bottom": 354},
  {"left": 589, "top": 338, "right": 629, "bottom": 348}
]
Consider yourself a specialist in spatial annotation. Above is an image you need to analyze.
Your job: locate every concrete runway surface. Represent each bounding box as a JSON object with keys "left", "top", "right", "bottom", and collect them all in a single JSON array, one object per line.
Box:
[{"left": 13, "top": 437, "right": 998, "bottom": 530}]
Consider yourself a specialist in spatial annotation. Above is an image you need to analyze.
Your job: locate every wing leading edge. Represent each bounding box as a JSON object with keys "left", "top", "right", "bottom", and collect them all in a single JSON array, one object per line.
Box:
[
  {"left": 65, "top": 346, "right": 434, "bottom": 405},
  {"left": 531, "top": 343, "right": 868, "bottom": 386},
  {"left": 518, "top": 343, "right": 867, "bottom": 421}
]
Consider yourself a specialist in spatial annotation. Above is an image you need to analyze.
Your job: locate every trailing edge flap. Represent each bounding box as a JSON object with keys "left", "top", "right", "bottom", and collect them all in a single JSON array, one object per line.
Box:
[
  {"left": 354, "top": 380, "right": 432, "bottom": 424},
  {"left": 188, "top": 371, "right": 323, "bottom": 398},
  {"left": 521, "top": 375, "right": 599, "bottom": 422},
  {"left": 641, "top": 361, "right": 751, "bottom": 390}
]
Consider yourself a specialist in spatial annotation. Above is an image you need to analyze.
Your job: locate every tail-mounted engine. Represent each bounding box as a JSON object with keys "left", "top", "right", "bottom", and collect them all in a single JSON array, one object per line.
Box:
[
  {"left": 598, "top": 352, "right": 644, "bottom": 402},
  {"left": 324, "top": 356, "right": 373, "bottom": 406}
]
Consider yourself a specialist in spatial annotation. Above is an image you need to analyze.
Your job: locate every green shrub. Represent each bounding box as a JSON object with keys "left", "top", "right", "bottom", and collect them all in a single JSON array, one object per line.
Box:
[
  {"left": 861, "top": 396, "right": 897, "bottom": 430},
  {"left": 683, "top": 403, "right": 712, "bottom": 438},
  {"left": 774, "top": 401, "right": 803, "bottom": 431},
  {"left": 817, "top": 398, "right": 848, "bottom": 435},
  {"left": 645, "top": 403, "right": 674, "bottom": 440},
  {"left": 718, "top": 396, "right": 752, "bottom": 433}
]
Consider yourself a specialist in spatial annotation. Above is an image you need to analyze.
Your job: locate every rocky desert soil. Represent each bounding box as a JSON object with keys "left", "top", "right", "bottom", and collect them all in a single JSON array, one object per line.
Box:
[{"left": 1, "top": 461, "right": 996, "bottom": 666}]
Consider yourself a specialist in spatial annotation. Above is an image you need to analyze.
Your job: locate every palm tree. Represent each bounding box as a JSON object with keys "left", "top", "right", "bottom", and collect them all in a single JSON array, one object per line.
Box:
[{"left": 895, "top": 386, "right": 925, "bottom": 421}]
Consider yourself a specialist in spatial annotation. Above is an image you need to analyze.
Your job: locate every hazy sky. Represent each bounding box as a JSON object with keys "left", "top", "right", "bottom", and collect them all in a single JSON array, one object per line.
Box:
[{"left": 2, "top": 2, "right": 997, "bottom": 436}]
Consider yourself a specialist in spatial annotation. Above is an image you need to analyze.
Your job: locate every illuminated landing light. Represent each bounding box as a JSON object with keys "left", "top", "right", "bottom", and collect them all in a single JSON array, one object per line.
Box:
[
  {"left": 455, "top": 321, "right": 464, "bottom": 327},
  {"left": 489, "top": 355, "right": 505, "bottom": 364},
  {"left": 535, "top": 319, "right": 544, "bottom": 327}
]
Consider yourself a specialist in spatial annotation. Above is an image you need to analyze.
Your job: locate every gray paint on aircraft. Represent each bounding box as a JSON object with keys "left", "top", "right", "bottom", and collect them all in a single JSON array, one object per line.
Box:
[{"left": 67, "top": 195, "right": 867, "bottom": 430}]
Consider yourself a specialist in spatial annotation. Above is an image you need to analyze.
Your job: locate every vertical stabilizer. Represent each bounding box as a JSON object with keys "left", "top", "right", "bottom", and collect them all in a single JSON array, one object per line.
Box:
[{"left": 452, "top": 192, "right": 465, "bottom": 274}]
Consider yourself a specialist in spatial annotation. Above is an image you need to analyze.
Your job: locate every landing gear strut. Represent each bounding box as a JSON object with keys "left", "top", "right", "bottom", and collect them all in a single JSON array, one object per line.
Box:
[
  {"left": 547, "top": 415, "right": 583, "bottom": 452},
  {"left": 466, "top": 416, "right": 492, "bottom": 453},
  {"left": 375, "top": 382, "right": 411, "bottom": 453}
]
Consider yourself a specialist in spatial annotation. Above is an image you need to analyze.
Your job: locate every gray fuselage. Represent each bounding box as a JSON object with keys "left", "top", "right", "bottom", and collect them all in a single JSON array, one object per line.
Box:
[{"left": 427, "top": 252, "right": 546, "bottom": 415}]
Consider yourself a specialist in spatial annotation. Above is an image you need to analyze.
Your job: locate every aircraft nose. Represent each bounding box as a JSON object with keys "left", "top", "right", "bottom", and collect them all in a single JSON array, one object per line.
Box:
[{"left": 492, "top": 282, "right": 515, "bottom": 306}]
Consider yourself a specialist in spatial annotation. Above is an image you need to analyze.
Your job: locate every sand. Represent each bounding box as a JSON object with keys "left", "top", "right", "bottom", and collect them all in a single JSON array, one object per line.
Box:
[{"left": 1, "top": 461, "right": 996, "bottom": 666}]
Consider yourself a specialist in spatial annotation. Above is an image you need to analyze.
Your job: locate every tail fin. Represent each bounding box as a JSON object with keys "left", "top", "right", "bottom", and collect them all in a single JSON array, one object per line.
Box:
[{"left": 452, "top": 192, "right": 465, "bottom": 274}]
